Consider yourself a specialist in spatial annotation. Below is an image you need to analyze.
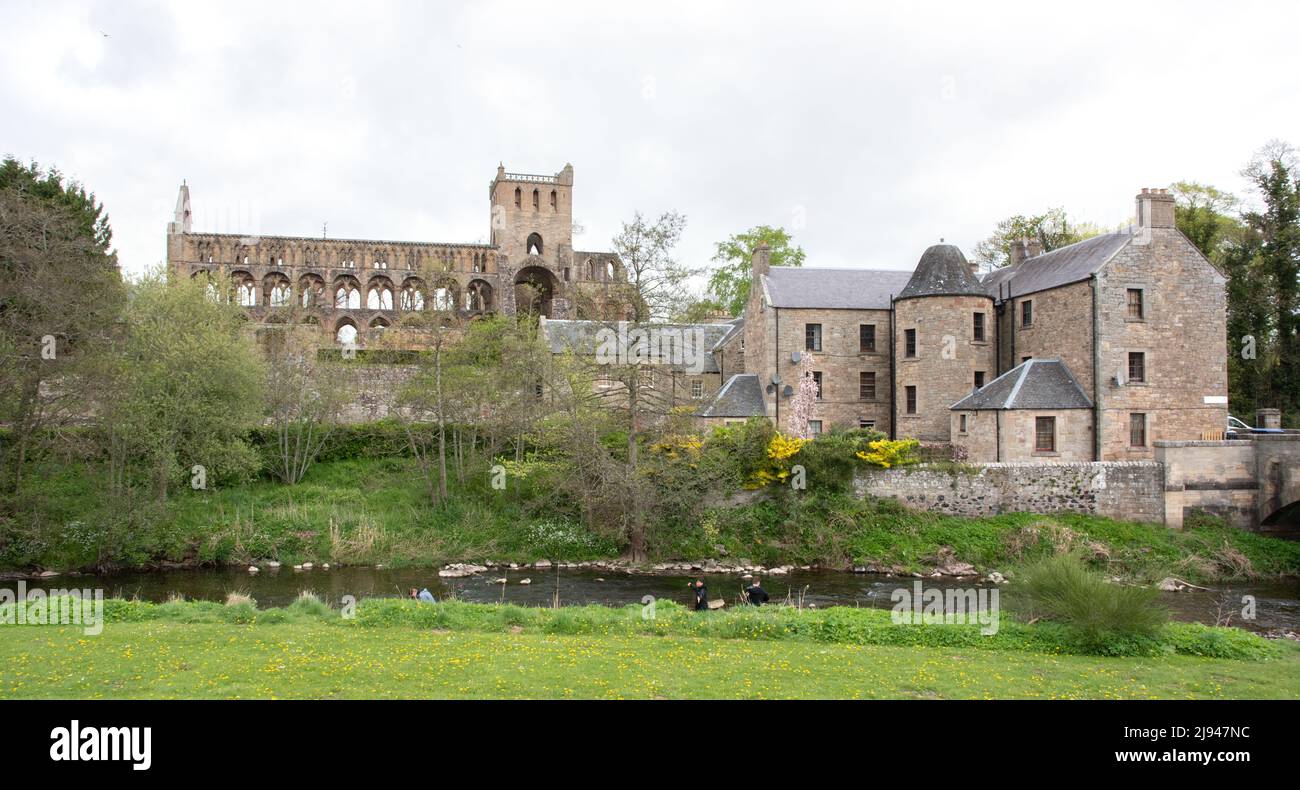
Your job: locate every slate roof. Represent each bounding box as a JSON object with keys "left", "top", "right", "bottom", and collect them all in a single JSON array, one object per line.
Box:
[
  {"left": 711, "top": 317, "right": 745, "bottom": 352},
  {"left": 540, "top": 318, "right": 731, "bottom": 374},
  {"left": 981, "top": 232, "right": 1131, "bottom": 298},
  {"left": 897, "top": 244, "right": 987, "bottom": 299},
  {"left": 764, "top": 267, "right": 914, "bottom": 310},
  {"left": 949, "top": 358, "right": 1093, "bottom": 411},
  {"left": 698, "top": 373, "right": 767, "bottom": 418}
]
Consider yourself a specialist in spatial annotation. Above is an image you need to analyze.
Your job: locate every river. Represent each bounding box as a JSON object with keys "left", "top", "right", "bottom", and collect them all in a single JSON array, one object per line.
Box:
[{"left": 31, "top": 565, "right": 1300, "bottom": 634}]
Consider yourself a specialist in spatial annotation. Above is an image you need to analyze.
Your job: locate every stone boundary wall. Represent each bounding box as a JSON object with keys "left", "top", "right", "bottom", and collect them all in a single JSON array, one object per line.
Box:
[{"left": 854, "top": 461, "right": 1165, "bottom": 523}]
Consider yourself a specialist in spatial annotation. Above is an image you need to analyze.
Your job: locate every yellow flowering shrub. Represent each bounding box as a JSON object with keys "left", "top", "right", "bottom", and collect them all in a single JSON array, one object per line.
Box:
[
  {"left": 746, "top": 433, "right": 809, "bottom": 487},
  {"left": 855, "top": 438, "right": 920, "bottom": 469}
]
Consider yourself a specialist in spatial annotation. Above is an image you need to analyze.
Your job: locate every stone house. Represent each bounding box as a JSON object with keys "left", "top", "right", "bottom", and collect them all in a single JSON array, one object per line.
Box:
[{"left": 699, "top": 187, "right": 1229, "bottom": 461}]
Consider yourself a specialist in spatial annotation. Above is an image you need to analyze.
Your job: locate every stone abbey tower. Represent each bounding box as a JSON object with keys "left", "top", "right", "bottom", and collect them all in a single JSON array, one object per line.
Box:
[{"left": 166, "top": 162, "right": 630, "bottom": 348}]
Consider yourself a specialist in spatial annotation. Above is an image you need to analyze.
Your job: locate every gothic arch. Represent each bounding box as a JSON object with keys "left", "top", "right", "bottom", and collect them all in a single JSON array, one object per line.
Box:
[
  {"left": 263, "top": 272, "right": 291, "bottom": 307},
  {"left": 400, "top": 276, "right": 427, "bottom": 311},
  {"left": 466, "top": 279, "right": 494, "bottom": 312},
  {"left": 334, "top": 316, "right": 359, "bottom": 345},
  {"left": 333, "top": 275, "right": 362, "bottom": 309},
  {"left": 366, "top": 275, "right": 395, "bottom": 310},
  {"left": 299, "top": 273, "right": 326, "bottom": 307},
  {"left": 526, "top": 232, "right": 543, "bottom": 257}
]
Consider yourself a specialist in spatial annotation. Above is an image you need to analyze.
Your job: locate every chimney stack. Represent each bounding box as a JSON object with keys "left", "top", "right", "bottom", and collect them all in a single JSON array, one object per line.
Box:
[
  {"left": 1136, "top": 187, "right": 1175, "bottom": 229},
  {"left": 1025, "top": 236, "right": 1042, "bottom": 258},
  {"left": 752, "top": 241, "right": 771, "bottom": 278}
]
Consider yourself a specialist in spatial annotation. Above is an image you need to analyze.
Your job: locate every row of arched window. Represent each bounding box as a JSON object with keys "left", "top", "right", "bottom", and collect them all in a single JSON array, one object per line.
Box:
[
  {"left": 208, "top": 270, "right": 494, "bottom": 313},
  {"left": 190, "top": 241, "right": 493, "bottom": 274}
]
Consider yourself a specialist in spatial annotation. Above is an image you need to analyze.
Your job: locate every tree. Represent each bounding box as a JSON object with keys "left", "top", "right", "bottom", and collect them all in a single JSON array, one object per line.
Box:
[
  {"left": 0, "top": 182, "right": 124, "bottom": 493},
  {"left": 262, "top": 322, "right": 349, "bottom": 485},
  {"left": 610, "top": 210, "right": 693, "bottom": 322},
  {"left": 105, "top": 270, "right": 264, "bottom": 503},
  {"left": 1237, "top": 142, "right": 1300, "bottom": 422},
  {"left": 0, "top": 157, "right": 113, "bottom": 254},
  {"left": 1170, "top": 181, "right": 1244, "bottom": 263},
  {"left": 785, "top": 352, "right": 818, "bottom": 438},
  {"left": 971, "top": 207, "right": 1103, "bottom": 271},
  {"left": 707, "top": 225, "right": 805, "bottom": 316}
]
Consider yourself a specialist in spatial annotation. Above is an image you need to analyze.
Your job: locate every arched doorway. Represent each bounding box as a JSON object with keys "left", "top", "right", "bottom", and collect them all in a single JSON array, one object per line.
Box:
[{"left": 514, "top": 266, "right": 558, "bottom": 317}]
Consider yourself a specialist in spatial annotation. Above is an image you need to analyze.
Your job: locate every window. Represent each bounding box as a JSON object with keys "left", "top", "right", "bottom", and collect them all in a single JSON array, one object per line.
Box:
[
  {"left": 859, "top": 371, "right": 876, "bottom": 401},
  {"left": 905, "top": 328, "right": 917, "bottom": 358},
  {"left": 858, "top": 419, "right": 876, "bottom": 430},
  {"left": 905, "top": 385, "right": 917, "bottom": 414},
  {"left": 805, "top": 323, "right": 822, "bottom": 352},
  {"left": 859, "top": 324, "right": 876, "bottom": 352},
  {"left": 1130, "top": 413, "right": 1147, "bottom": 447},
  {"left": 1126, "top": 288, "right": 1145, "bottom": 320},
  {"left": 1021, "top": 300, "right": 1033, "bottom": 328},
  {"left": 959, "top": 413, "right": 969, "bottom": 433},
  {"left": 1127, "top": 351, "right": 1146, "bottom": 383},
  {"left": 691, "top": 379, "right": 703, "bottom": 399},
  {"left": 811, "top": 371, "right": 823, "bottom": 400},
  {"left": 974, "top": 371, "right": 986, "bottom": 389},
  {"left": 532, "top": 189, "right": 539, "bottom": 211},
  {"left": 514, "top": 187, "right": 521, "bottom": 208},
  {"left": 1035, "top": 416, "right": 1056, "bottom": 452},
  {"left": 973, "top": 312, "right": 986, "bottom": 342},
  {"left": 808, "top": 420, "right": 823, "bottom": 436}
]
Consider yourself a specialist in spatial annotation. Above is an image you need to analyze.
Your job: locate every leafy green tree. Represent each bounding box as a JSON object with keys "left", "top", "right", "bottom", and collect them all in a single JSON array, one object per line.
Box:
[
  {"left": 1170, "top": 181, "right": 1244, "bottom": 263},
  {"left": 0, "top": 157, "right": 113, "bottom": 253},
  {"left": 972, "top": 207, "right": 1102, "bottom": 270},
  {"left": 105, "top": 269, "right": 265, "bottom": 502},
  {"left": 706, "top": 225, "right": 805, "bottom": 316},
  {"left": 1237, "top": 143, "right": 1300, "bottom": 422},
  {"left": 0, "top": 180, "right": 124, "bottom": 493}
]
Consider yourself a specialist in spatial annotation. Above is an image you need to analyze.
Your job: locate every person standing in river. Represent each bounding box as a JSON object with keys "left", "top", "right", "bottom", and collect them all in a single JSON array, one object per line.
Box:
[
  {"left": 744, "top": 578, "right": 770, "bottom": 607},
  {"left": 690, "top": 579, "right": 709, "bottom": 611}
]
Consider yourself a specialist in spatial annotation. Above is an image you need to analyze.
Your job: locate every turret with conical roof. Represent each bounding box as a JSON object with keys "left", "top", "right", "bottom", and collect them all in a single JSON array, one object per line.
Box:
[{"left": 893, "top": 243, "right": 997, "bottom": 442}]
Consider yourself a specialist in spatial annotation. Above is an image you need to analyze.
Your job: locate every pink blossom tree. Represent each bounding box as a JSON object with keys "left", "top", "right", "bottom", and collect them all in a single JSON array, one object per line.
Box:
[{"left": 785, "top": 352, "right": 818, "bottom": 439}]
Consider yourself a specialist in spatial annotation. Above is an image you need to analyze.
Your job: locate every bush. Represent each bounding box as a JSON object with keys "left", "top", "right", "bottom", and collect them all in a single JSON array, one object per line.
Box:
[{"left": 1011, "top": 552, "right": 1168, "bottom": 654}]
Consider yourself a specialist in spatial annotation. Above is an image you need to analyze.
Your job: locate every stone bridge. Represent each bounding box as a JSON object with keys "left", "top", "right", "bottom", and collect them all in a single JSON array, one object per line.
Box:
[{"left": 1155, "top": 434, "right": 1300, "bottom": 534}]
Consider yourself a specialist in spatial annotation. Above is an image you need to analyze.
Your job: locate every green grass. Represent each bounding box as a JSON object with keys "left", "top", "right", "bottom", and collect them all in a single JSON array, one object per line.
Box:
[
  {"left": 90, "top": 597, "right": 1282, "bottom": 660},
  {"left": 2, "top": 619, "right": 1296, "bottom": 699},
  {"left": 5, "top": 457, "right": 1299, "bottom": 586}
]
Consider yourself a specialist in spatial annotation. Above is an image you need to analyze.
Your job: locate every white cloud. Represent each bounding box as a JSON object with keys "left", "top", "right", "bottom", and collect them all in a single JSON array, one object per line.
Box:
[{"left": 4, "top": 0, "right": 1297, "bottom": 280}]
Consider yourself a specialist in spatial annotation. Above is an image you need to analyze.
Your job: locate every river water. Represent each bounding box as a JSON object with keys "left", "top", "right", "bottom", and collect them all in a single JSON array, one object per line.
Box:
[{"left": 39, "top": 565, "right": 1300, "bottom": 634}]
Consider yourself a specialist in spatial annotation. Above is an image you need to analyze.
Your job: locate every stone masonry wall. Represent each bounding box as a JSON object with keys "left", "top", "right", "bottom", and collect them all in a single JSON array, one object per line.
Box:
[{"left": 854, "top": 461, "right": 1165, "bottom": 523}]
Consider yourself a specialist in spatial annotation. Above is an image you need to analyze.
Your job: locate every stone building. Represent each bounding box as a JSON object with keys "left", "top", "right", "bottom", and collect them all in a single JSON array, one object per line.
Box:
[
  {"left": 698, "top": 187, "right": 1230, "bottom": 461},
  {"left": 165, "top": 163, "right": 632, "bottom": 349}
]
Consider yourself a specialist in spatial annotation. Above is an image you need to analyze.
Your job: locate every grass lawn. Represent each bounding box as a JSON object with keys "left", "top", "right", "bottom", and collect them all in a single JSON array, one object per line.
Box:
[{"left": 3, "top": 621, "right": 1298, "bottom": 700}]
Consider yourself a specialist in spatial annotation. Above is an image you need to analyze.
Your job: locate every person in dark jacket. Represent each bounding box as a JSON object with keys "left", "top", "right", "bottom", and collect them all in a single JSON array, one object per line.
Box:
[
  {"left": 690, "top": 579, "right": 709, "bottom": 611},
  {"left": 744, "top": 578, "right": 770, "bottom": 607}
]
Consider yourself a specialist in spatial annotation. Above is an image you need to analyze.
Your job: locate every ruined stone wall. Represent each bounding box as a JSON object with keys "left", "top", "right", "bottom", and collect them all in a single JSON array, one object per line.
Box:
[{"left": 854, "top": 461, "right": 1165, "bottom": 523}]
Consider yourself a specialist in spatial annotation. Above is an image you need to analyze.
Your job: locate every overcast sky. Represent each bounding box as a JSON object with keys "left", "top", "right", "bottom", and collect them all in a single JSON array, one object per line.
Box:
[{"left": 4, "top": 0, "right": 1298, "bottom": 283}]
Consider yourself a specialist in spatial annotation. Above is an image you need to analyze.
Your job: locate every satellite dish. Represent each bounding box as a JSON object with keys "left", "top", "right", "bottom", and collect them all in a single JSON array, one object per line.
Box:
[
  {"left": 771, "top": 374, "right": 782, "bottom": 386},
  {"left": 791, "top": 350, "right": 802, "bottom": 363},
  {"left": 765, "top": 383, "right": 775, "bottom": 395},
  {"left": 782, "top": 385, "right": 794, "bottom": 398}
]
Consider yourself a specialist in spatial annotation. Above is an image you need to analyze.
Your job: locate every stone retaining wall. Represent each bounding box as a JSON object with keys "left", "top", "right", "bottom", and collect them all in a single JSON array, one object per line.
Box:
[{"left": 854, "top": 461, "right": 1165, "bottom": 523}]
